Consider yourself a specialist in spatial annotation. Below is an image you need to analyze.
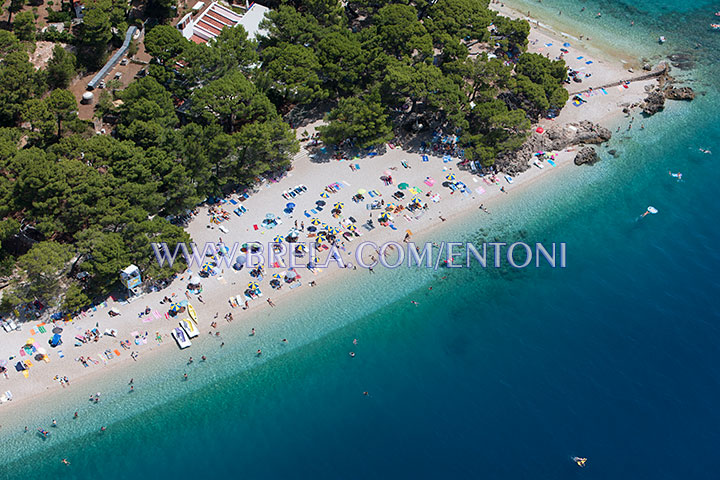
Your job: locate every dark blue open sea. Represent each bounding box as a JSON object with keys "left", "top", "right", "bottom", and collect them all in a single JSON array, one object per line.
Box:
[{"left": 2, "top": 1, "right": 719, "bottom": 478}]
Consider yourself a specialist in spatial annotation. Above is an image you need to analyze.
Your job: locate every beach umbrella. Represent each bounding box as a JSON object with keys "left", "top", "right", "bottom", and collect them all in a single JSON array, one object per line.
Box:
[
  {"left": 379, "top": 212, "right": 390, "bottom": 221},
  {"left": 398, "top": 182, "right": 409, "bottom": 190},
  {"left": 563, "top": 42, "right": 571, "bottom": 47},
  {"left": 320, "top": 192, "right": 330, "bottom": 198},
  {"left": 295, "top": 244, "right": 306, "bottom": 252},
  {"left": 330, "top": 227, "right": 342, "bottom": 235},
  {"left": 315, "top": 233, "right": 327, "bottom": 243},
  {"left": 385, "top": 202, "right": 397, "bottom": 210},
  {"left": 333, "top": 202, "right": 344, "bottom": 210},
  {"left": 201, "top": 263, "right": 213, "bottom": 274},
  {"left": 307, "top": 226, "right": 317, "bottom": 232},
  {"left": 411, "top": 197, "right": 422, "bottom": 205},
  {"left": 25, "top": 338, "right": 34, "bottom": 346},
  {"left": 35, "top": 353, "right": 45, "bottom": 361},
  {"left": 536, "top": 127, "right": 544, "bottom": 134},
  {"left": 445, "top": 173, "right": 456, "bottom": 181},
  {"left": 52, "top": 327, "right": 63, "bottom": 334},
  {"left": 272, "top": 273, "right": 283, "bottom": 280},
  {"left": 169, "top": 303, "right": 182, "bottom": 314},
  {"left": 313, "top": 256, "right": 320, "bottom": 263},
  {"left": 247, "top": 282, "right": 259, "bottom": 291},
  {"left": 286, "top": 202, "right": 296, "bottom": 208},
  {"left": 346, "top": 224, "right": 357, "bottom": 232},
  {"left": 357, "top": 189, "right": 367, "bottom": 195},
  {"left": 273, "top": 235, "right": 284, "bottom": 243},
  {"left": 316, "top": 200, "right": 327, "bottom": 206},
  {"left": 218, "top": 245, "right": 229, "bottom": 255},
  {"left": 310, "top": 218, "right": 321, "bottom": 225}
]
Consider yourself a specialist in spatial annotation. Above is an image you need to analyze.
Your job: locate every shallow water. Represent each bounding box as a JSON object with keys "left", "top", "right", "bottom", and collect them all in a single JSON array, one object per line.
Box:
[{"left": 2, "top": 2, "right": 720, "bottom": 478}]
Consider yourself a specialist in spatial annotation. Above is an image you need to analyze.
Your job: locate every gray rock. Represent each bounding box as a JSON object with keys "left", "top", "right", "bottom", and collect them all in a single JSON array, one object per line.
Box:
[
  {"left": 495, "top": 121, "right": 612, "bottom": 175},
  {"left": 574, "top": 146, "right": 599, "bottom": 166},
  {"left": 664, "top": 86, "right": 695, "bottom": 101},
  {"left": 641, "top": 91, "right": 665, "bottom": 115}
]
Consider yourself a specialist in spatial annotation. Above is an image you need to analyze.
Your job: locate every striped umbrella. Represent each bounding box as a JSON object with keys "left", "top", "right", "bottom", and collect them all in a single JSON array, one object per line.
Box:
[
  {"left": 201, "top": 263, "right": 213, "bottom": 274},
  {"left": 411, "top": 197, "right": 422, "bottom": 205},
  {"left": 310, "top": 218, "right": 321, "bottom": 225},
  {"left": 295, "top": 244, "right": 306, "bottom": 252},
  {"left": 273, "top": 235, "right": 284, "bottom": 243},
  {"left": 272, "top": 273, "right": 282, "bottom": 280},
  {"left": 315, "top": 233, "right": 327, "bottom": 243},
  {"left": 445, "top": 173, "right": 456, "bottom": 181},
  {"left": 379, "top": 212, "right": 390, "bottom": 221},
  {"left": 329, "top": 227, "right": 341, "bottom": 235},
  {"left": 313, "top": 256, "right": 320, "bottom": 263},
  {"left": 320, "top": 192, "right": 330, "bottom": 198},
  {"left": 333, "top": 202, "right": 344, "bottom": 210},
  {"left": 322, "top": 223, "right": 331, "bottom": 231},
  {"left": 385, "top": 202, "right": 397, "bottom": 210},
  {"left": 247, "top": 282, "right": 259, "bottom": 290},
  {"left": 346, "top": 224, "right": 357, "bottom": 232},
  {"left": 169, "top": 303, "right": 182, "bottom": 314}
]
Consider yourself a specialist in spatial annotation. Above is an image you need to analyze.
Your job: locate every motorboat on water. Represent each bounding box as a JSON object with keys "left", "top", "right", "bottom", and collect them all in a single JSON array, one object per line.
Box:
[
  {"left": 180, "top": 319, "right": 199, "bottom": 338},
  {"left": 658, "top": 36, "right": 666, "bottom": 43},
  {"left": 171, "top": 327, "right": 192, "bottom": 349},
  {"left": 711, "top": 24, "right": 720, "bottom": 30}
]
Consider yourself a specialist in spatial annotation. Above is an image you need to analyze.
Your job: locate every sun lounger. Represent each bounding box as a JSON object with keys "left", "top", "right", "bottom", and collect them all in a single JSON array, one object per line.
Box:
[
  {"left": 229, "top": 199, "right": 238, "bottom": 205},
  {"left": 422, "top": 155, "right": 429, "bottom": 162},
  {"left": 585, "top": 60, "right": 593, "bottom": 64},
  {"left": 355, "top": 164, "right": 360, "bottom": 169}
]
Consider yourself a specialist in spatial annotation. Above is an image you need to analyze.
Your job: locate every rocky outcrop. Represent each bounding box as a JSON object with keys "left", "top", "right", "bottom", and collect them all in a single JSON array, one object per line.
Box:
[
  {"left": 641, "top": 84, "right": 695, "bottom": 116},
  {"left": 574, "top": 147, "right": 599, "bottom": 166},
  {"left": 641, "top": 90, "right": 666, "bottom": 115},
  {"left": 664, "top": 86, "right": 695, "bottom": 101},
  {"left": 495, "top": 120, "right": 611, "bottom": 175}
]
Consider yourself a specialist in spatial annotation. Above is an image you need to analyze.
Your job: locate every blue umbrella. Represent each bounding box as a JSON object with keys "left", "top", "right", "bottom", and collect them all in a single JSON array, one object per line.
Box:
[{"left": 286, "top": 202, "right": 296, "bottom": 208}]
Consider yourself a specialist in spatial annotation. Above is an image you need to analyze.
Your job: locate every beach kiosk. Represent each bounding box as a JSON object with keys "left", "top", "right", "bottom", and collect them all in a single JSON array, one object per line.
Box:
[{"left": 120, "top": 264, "right": 142, "bottom": 296}]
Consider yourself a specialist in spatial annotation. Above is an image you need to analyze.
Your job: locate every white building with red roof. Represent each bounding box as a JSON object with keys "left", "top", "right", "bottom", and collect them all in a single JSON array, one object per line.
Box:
[{"left": 177, "top": 2, "right": 270, "bottom": 44}]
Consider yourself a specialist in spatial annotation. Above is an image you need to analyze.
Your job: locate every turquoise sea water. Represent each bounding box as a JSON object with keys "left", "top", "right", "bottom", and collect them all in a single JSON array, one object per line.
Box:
[{"left": 2, "top": 2, "right": 720, "bottom": 478}]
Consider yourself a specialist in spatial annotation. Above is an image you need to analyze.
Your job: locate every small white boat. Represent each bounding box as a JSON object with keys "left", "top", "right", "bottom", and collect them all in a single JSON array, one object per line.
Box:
[
  {"left": 171, "top": 327, "right": 192, "bottom": 349},
  {"left": 180, "top": 319, "right": 198, "bottom": 338},
  {"left": 533, "top": 161, "right": 544, "bottom": 169},
  {"left": 504, "top": 175, "right": 514, "bottom": 184},
  {"left": 659, "top": 36, "right": 666, "bottom": 43}
]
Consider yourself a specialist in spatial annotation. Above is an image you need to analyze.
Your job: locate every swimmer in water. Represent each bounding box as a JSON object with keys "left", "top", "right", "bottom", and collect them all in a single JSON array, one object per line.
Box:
[
  {"left": 349, "top": 352, "right": 356, "bottom": 357},
  {"left": 573, "top": 457, "right": 587, "bottom": 467},
  {"left": 411, "top": 301, "right": 419, "bottom": 305},
  {"left": 669, "top": 171, "right": 682, "bottom": 181},
  {"left": 62, "top": 459, "right": 70, "bottom": 465},
  {"left": 699, "top": 148, "right": 712, "bottom": 154}
]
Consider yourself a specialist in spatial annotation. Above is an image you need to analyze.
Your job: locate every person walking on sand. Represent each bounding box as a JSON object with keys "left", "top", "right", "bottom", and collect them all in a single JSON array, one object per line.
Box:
[{"left": 267, "top": 298, "right": 276, "bottom": 307}]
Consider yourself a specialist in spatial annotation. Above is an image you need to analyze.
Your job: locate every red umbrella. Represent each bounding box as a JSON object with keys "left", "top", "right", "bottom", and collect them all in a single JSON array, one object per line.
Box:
[{"left": 536, "top": 127, "right": 544, "bottom": 134}]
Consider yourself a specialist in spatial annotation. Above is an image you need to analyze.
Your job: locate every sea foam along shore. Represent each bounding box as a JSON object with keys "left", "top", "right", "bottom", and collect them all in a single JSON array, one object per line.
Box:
[{"left": 0, "top": 7, "right": 659, "bottom": 439}]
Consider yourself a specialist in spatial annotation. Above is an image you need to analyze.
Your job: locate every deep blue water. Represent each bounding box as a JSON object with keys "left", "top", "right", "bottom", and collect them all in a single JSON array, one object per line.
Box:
[{"left": 2, "top": 1, "right": 720, "bottom": 478}]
